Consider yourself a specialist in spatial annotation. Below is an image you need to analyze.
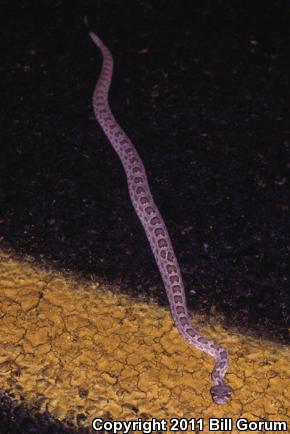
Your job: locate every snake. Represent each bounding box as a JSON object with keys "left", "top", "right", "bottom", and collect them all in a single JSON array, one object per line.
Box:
[{"left": 89, "top": 30, "right": 232, "bottom": 404}]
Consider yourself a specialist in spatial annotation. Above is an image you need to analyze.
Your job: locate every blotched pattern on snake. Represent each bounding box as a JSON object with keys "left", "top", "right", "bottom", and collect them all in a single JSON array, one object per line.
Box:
[{"left": 89, "top": 31, "right": 232, "bottom": 404}]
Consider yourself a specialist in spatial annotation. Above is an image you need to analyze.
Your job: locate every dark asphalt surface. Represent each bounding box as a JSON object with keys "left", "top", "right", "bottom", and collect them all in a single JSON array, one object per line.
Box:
[{"left": 1, "top": 0, "right": 289, "bottom": 432}]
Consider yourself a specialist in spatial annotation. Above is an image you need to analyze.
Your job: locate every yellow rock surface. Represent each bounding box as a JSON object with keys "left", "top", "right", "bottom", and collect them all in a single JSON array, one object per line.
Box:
[{"left": 0, "top": 249, "right": 289, "bottom": 432}]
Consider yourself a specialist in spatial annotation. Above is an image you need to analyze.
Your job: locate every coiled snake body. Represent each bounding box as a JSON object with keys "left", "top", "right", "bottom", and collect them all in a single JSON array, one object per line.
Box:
[{"left": 89, "top": 31, "right": 232, "bottom": 404}]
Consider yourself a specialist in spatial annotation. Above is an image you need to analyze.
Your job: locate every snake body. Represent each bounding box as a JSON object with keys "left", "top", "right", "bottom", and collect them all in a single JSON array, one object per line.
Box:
[{"left": 89, "top": 31, "right": 232, "bottom": 404}]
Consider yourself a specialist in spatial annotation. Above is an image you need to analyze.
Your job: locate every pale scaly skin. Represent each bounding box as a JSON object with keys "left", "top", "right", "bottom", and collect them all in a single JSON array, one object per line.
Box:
[{"left": 89, "top": 31, "right": 232, "bottom": 404}]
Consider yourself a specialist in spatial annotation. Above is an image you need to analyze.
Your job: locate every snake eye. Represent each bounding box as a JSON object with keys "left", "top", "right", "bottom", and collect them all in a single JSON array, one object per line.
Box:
[{"left": 210, "top": 385, "right": 233, "bottom": 404}]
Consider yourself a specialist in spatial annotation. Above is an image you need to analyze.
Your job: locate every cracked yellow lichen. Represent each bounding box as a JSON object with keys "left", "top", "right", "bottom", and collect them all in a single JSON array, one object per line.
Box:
[{"left": 0, "top": 249, "right": 289, "bottom": 432}]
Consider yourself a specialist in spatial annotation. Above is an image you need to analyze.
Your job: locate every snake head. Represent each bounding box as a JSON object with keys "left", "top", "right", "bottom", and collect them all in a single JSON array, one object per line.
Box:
[{"left": 210, "top": 384, "right": 233, "bottom": 404}]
